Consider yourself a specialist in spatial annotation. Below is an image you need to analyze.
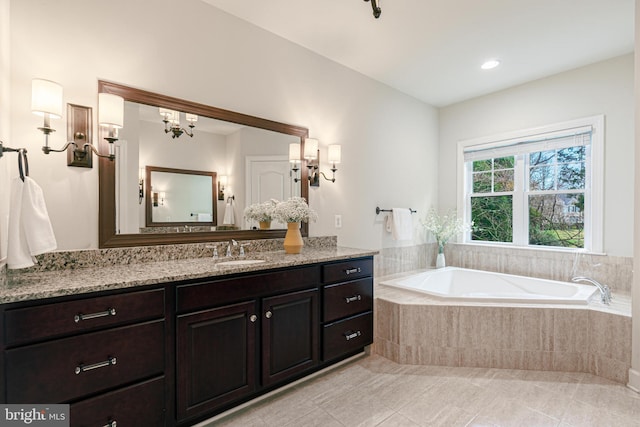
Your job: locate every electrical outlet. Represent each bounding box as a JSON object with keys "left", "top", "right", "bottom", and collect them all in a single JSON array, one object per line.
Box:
[{"left": 334, "top": 214, "right": 342, "bottom": 229}]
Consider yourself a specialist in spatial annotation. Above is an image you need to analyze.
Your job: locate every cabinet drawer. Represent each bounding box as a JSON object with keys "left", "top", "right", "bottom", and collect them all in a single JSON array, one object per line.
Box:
[
  {"left": 322, "top": 312, "right": 373, "bottom": 361},
  {"left": 323, "top": 278, "right": 373, "bottom": 322},
  {"left": 70, "top": 377, "right": 165, "bottom": 427},
  {"left": 322, "top": 258, "right": 373, "bottom": 284},
  {"left": 4, "top": 288, "right": 165, "bottom": 346},
  {"left": 5, "top": 320, "right": 165, "bottom": 403},
  {"left": 177, "top": 266, "right": 320, "bottom": 313}
]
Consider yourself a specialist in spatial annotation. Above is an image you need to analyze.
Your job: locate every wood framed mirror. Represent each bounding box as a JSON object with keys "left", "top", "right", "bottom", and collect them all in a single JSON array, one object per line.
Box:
[{"left": 98, "top": 80, "right": 310, "bottom": 248}]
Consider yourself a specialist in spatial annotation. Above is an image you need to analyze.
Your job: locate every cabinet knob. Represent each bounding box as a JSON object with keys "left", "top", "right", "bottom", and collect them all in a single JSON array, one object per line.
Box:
[
  {"left": 265, "top": 311, "right": 273, "bottom": 319},
  {"left": 250, "top": 314, "right": 257, "bottom": 323}
]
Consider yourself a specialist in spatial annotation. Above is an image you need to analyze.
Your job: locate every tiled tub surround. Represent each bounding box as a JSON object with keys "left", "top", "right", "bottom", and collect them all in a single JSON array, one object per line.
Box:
[
  {"left": 374, "top": 273, "right": 632, "bottom": 385},
  {"left": 0, "top": 238, "right": 376, "bottom": 304},
  {"left": 374, "top": 242, "right": 633, "bottom": 295}
]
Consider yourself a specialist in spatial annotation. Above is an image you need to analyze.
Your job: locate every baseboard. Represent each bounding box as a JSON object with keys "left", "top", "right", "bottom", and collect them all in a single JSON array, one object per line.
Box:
[{"left": 628, "top": 368, "right": 640, "bottom": 393}]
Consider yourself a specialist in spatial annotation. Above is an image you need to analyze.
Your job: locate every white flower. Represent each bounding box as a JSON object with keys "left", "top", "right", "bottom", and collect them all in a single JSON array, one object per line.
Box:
[
  {"left": 244, "top": 199, "right": 279, "bottom": 222},
  {"left": 273, "top": 197, "right": 318, "bottom": 223},
  {"left": 420, "top": 209, "right": 472, "bottom": 252}
]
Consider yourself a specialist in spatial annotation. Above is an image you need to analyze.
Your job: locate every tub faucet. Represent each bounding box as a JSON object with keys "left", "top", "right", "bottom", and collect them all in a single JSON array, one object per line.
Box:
[
  {"left": 226, "top": 239, "right": 237, "bottom": 257},
  {"left": 571, "top": 276, "right": 612, "bottom": 304}
]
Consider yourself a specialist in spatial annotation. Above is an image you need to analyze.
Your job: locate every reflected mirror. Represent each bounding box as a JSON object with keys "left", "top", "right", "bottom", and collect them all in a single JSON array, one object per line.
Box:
[{"left": 98, "top": 81, "right": 310, "bottom": 248}]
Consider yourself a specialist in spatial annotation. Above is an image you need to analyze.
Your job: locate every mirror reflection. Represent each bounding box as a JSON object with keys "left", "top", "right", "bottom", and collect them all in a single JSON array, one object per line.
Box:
[{"left": 97, "top": 80, "right": 310, "bottom": 248}]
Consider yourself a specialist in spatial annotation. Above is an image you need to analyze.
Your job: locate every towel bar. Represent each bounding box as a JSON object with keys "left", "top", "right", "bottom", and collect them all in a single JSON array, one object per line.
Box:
[
  {"left": 376, "top": 207, "right": 417, "bottom": 215},
  {"left": 0, "top": 141, "right": 25, "bottom": 158}
]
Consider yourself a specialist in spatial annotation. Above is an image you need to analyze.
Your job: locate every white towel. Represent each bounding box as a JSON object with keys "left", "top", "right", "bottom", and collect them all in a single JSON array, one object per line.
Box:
[
  {"left": 6, "top": 177, "right": 57, "bottom": 269},
  {"left": 197, "top": 213, "right": 212, "bottom": 222},
  {"left": 385, "top": 208, "right": 413, "bottom": 241},
  {"left": 223, "top": 198, "right": 235, "bottom": 225}
]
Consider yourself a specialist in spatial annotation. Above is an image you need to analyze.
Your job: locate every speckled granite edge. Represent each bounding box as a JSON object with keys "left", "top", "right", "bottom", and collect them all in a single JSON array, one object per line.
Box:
[
  {"left": 0, "top": 245, "right": 376, "bottom": 304},
  {"left": 8, "top": 236, "right": 338, "bottom": 273}
]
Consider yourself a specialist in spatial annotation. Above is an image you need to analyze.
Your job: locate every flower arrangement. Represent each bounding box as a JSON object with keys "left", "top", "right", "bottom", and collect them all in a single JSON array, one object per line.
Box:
[
  {"left": 244, "top": 199, "right": 278, "bottom": 222},
  {"left": 420, "top": 209, "right": 472, "bottom": 253},
  {"left": 273, "top": 197, "right": 318, "bottom": 224}
]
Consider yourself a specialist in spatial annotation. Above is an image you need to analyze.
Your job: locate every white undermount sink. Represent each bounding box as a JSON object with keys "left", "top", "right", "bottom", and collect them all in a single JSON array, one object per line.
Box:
[{"left": 216, "top": 259, "right": 267, "bottom": 266}]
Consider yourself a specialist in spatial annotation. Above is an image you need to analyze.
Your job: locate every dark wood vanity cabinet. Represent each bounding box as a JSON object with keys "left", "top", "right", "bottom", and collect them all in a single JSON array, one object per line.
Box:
[
  {"left": 0, "top": 255, "right": 373, "bottom": 427},
  {"left": 1, "top": 288, "right": 167, "bottom": 427}
]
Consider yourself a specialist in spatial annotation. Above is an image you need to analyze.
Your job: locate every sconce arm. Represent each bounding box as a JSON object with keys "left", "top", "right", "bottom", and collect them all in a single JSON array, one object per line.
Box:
[
  {"left": 318, "top": 171, "right": 336, "bottom": 183},
  {"left": 42, "top": 141, "right": 78, "bottom": 155},
  {"left": 82, "top": 143, "right": 115, "bottom": 161}
]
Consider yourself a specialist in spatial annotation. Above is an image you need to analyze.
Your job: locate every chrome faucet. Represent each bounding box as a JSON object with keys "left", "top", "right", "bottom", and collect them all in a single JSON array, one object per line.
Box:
[
  {"left": 226, "top": 239, "right": 237, "bottom": 257},
  {"left": 572, "top": 276, "right": 612, "bottom": 304}
]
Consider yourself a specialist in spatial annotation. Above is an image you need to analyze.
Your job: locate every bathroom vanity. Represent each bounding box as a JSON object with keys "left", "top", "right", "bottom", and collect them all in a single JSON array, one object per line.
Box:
[{"left": 0, "top": 248, "right": 374, "bottom": 426}]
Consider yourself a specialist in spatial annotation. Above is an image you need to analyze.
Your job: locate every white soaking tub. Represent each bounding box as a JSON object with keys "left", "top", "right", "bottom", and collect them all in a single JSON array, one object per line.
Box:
[{"left": 379, "top": 267, "right": 598, "bottom": 304}]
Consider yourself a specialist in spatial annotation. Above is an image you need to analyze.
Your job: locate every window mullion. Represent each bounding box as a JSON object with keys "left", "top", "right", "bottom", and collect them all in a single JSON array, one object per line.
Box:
[{"left": 512, "top": 154, "right": 526, "bottom": 245}]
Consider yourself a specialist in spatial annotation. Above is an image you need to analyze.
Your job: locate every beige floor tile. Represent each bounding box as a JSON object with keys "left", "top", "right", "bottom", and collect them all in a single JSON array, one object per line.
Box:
[
  {"left": 319, "top": 387, "right": 396, "bottom": 427},
  {"left": 476, "top": 397, "right": 560, "bottom": 427},
  {"left": 282, "top": 408, "right": 343, "bottom": 427},
  {"left": 376, "top": 413, "right": 422, "bottom": 427},
  {"left": 560, "top": 399, "right": 640, "bottom": 427}
]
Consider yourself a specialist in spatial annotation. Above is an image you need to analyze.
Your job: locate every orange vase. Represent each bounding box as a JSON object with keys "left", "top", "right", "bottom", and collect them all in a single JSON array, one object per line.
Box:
[
  {"left": 283, "top": 222, "right": 303, "bottom": 254},
  {"left": 259, "top": 221, "right": 271, "bottom": 230}
]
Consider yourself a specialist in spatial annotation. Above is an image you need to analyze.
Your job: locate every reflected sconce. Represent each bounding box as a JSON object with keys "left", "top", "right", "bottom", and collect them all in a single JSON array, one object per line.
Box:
[
  {"left": 218, "top": 175, "right": 228, "bottom": 200},
  {"left": 159, "top": 108, "right": 197, "bottom": 138},
  {"left": 32, "top": 78, "right": 124, "bottom": 167},
  {"left": 303, "top": 138, "right": 341, "bottom": 187},
  {"left": 152, "top": 191, "right": 164, "bottom": 207},
  {"left": 289, "top": 143, "right": 301, "bottom": 182},
  {"left": 138, "top": 167, "right": 145, "bottom": 204}
]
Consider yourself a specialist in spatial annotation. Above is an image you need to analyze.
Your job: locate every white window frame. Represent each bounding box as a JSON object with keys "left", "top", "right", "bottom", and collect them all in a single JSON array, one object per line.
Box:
[{"left": 456, "top": 115, "right": 604, "bottom": 253}]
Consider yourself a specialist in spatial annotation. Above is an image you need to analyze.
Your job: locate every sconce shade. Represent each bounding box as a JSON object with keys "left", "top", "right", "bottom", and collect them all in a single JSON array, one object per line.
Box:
[
  {"left": 328, "top": 145, "right": 342, "bottom": 164},
  {"left": 289, "top": 143, "right": 301, "bottom": 162},
  {"left": 159, "top": 107, "right": 172, "bottom": 119},
  {"left": 304, "top": 138, "right": 318, "bottom": 160},
  {"left": 31, "top": 79, "right": 63, "bottom": 118},
  {"left": 220, "top": 175, "right": 228, "bottom": 186},
  {"left": 185, "top": 113, "right": 198, "bottom": 123},
  {"left": 98, "top": 93, "right": 124, "bottom": 128}
]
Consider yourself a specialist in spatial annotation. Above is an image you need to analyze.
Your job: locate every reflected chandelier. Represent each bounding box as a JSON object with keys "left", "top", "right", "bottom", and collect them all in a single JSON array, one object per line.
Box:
[
  {"left": 364, "top": 0, "right": 381, "bottom": 19},
  {"left": 159, "top": 108, "right": 198, "bottom": 139}
]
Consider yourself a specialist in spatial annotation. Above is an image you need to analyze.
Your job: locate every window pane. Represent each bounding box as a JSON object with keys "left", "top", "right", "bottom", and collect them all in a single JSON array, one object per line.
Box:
[
  {"left": 494, "top": 170, "right": 514, "bottom": 192},
  {"left": 495, "top": 156, "right": 514, "bottom": 169},
  {"left": 529, "top": 194, "right": 584, "bottom": 248},
  {"left": 557, "top": 146, "right": 585, "bottom": 163},
  {"left": 558, "top": 162, "right": 585, "bottom": 190},
  {"left": 471, "top": 195, "right": 513, "bottom": 242},
  {"left": 473, "top": 159, "right": 492, "bottom": 172},
  {"left": 529, "top": 165, "right": 555, "bottom": 190},
  {"left": 530, "top": 150, "right": 555, "bottom": 166},
  {"left": 473, "top": 172, "right": 492, "bottom": 193}
]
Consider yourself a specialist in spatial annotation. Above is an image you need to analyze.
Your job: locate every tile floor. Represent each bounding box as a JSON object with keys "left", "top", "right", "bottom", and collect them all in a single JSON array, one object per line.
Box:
[{"left": 205, "top": 354, "right": 640, "bottom": 427}]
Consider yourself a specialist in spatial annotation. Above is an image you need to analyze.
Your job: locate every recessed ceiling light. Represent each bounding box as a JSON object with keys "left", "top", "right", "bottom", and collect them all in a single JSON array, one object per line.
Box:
[{"left": 481, "top": 59, "right": 501, "bottom": 70}]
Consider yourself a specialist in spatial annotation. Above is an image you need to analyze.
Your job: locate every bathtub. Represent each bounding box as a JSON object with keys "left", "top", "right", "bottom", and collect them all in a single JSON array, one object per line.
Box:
[{"left": 379, "top": 267, "right": 598, "bottom": 304}]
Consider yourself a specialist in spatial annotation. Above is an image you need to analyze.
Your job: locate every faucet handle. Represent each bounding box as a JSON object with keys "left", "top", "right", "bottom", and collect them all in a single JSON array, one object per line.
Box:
[
  {"left": 206, "top": 245, "right": 219, "bottom": 259},
  {"left": 239, "top": 243, "right": 249, "bottom": 257}
]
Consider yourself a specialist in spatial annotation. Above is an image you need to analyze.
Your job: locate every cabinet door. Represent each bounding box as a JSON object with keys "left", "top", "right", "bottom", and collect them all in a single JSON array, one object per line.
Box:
[
  {"left": 262, "top": 288, "right": 319, "bottom": 387},
  {"left": 176, "top": 300, "right": 257, "bottom": 421}
]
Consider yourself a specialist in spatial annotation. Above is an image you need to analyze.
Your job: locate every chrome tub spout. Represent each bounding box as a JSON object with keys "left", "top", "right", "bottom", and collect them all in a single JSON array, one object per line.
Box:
[{"left": 571, "top": 276, "right": 612, "bottom": 304}]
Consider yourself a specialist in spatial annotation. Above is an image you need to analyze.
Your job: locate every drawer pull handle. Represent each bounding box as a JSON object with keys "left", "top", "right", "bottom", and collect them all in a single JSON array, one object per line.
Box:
[
  {"left": 345, "top": 331, "right": 362, "bottom": 341},
  {"left": 74, "top": 308, "right": 116, "bottom": 323},
  {"left": 265, "top": 310, "right": 273, "bottom": 319},
  {"left": 344, "top": 267, "right": 362, "bottom": 275},
  {"left": 345, "top": 295, "right": 362, "bottom": 303},
  {"left": 75, "top": 357, "right": 117, "bottom": 375},
  {"left": 250, "top": 314, "right": 258, "bottom": 323},
  {"left": 102, "top": 421, "right": 117, "bottom": 427}
]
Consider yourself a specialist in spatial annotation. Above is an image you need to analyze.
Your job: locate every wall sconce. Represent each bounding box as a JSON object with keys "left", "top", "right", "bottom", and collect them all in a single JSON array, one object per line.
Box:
[
  {"left": 159, "top": 108, "right": 197, "bottom": 138},
  {"left": 289, "top": 143, "right": 301, "bottom": 182},
  {"left": 218, "top": 175, "right": 228, "bottom": 200},
  {"left": 152, "top": 191, "right": 165, "bottom": 207},
  {"left": 138, "top": 167, "right": 145, "bottom": 204},
  {"left": 31, "top": 78, "right": 124, "bottom": 167},
  {"left": 303, "top": 138, "right": 341, "bottom": 187}
]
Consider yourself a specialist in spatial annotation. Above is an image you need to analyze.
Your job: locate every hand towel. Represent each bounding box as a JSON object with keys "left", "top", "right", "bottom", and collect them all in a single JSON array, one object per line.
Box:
[
  {"left": 386, "top": 208, "right": 413, "bottom": 241},
  {"left": 21, "top": 177, "right": 57, "bottom": 256},
  {"left": 197, "top": 213, "right": 212, "bottom": 222},
  {"left": 223, "top": 198, "right": 235, "bottom": 225},
  {"left": 6, "top": 177, "right": 33, "bottom": 269}
]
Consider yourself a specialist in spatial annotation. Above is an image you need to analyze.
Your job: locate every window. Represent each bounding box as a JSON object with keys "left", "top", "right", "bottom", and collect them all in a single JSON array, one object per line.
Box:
[{"left": 458, "top": 116, "right": 603, "bottom": 252}]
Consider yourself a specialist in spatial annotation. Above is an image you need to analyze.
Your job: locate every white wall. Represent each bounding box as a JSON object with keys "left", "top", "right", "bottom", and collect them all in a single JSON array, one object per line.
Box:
[
  {"left": 439, "top": 54, "right": 634, "bottom": 257},
  {"left": 7, "top": 0, "right": 438, "bottom": 251},
  {"left": 0, "top": 0, "right": 9, "bottom": 264}
]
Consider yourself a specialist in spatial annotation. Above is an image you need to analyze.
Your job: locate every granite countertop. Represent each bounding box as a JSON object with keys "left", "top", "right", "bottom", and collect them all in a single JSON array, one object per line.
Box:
[{"left": 0, "top": 247, "right": 377, "bottom": 304}]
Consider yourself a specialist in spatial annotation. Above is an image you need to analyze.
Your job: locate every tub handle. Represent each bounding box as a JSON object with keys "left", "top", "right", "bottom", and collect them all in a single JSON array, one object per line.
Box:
[
  {"left": 344, "top": 267, "right": 361, "bottom": 275},
  {"left": 345, "top": 295, "right": 362, "bottom": 303},
  {"left": 344, "top": 330, "right": 362, "bottom": 341}
]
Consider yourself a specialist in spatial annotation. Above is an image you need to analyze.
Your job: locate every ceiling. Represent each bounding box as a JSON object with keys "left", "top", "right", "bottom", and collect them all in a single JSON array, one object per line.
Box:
[{"left": 201, "top": 0, "right": 634, "bottom": 107}]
